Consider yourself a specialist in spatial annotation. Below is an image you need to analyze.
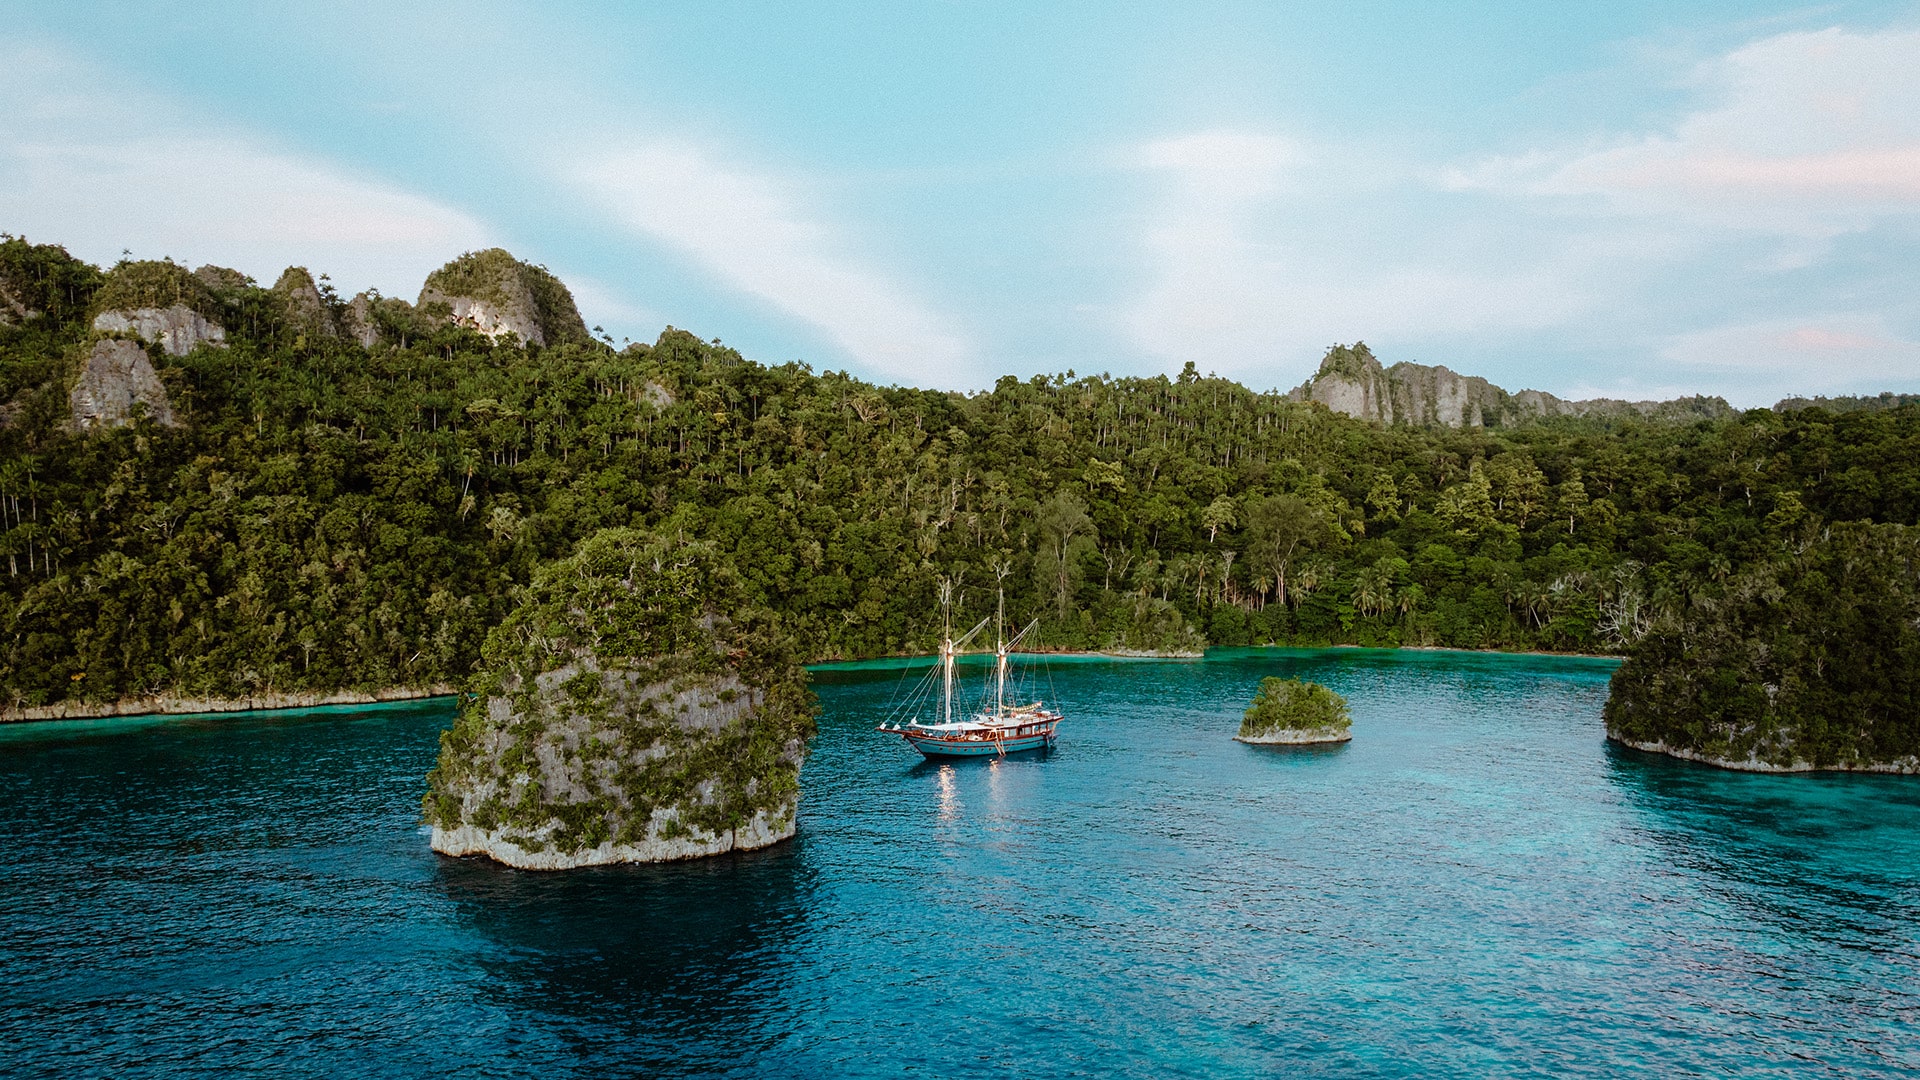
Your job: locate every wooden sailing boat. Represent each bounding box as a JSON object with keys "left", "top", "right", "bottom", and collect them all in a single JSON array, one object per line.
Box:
[{"left": 878, "top": 581, "right": 1062, "bottom": 758}]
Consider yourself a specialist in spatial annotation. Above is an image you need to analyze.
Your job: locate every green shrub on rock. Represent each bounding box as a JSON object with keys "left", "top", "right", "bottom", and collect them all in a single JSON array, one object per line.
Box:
[
  {"left": 1238, "top": 677, "right": 1351, "bottom": 742},
  {"left": 423, "top": 525, "right": 818, "bottom": 868}
]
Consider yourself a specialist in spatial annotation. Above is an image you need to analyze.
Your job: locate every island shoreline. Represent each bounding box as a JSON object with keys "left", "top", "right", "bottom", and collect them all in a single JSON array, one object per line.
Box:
[
  {"left": 1, "top": 685, "right": 457, "bottom": 725},
  {"left": 1608, "top": 734, "right": 1920, "bottom": 775},
  {"left": 5, "top": 644, "right": 1620, "bottom": 725}
]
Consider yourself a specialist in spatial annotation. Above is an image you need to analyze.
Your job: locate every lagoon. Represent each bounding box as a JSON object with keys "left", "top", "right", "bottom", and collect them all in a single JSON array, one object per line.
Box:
[{"left": 2, "top": 649, "right": 1916, "bottom": 1077}]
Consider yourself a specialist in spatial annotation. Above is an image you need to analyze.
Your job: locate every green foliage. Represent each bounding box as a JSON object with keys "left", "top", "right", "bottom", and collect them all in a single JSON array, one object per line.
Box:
[
  {"left": 0, "top": 236, "right": 102, "bottom": 331},
  {"left": 1240, "top": 677, "right": 1350, "bottom": 736},
  {"left": 90, "top": 259, "right": 221, "bottom": 321},
  {"left": 6, "top": 244, "right": 1920, "bottom": 728},
  {"left": 1605, "top": 521, "right": 1920, "bottom": 768}
]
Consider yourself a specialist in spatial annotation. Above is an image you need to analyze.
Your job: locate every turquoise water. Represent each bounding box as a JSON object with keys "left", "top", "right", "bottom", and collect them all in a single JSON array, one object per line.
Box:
[{"left": 2, "top": 649, "right": 1917, "bottom": 1077}]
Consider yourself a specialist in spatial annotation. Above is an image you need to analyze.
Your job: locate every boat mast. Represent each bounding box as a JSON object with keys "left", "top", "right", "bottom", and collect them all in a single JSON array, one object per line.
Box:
[
  {"left": 939, "top": 578, "right": 955, "bottom": 724},
  {"left": 995, "top": 582, "right": 1007, "bottom": 718}
]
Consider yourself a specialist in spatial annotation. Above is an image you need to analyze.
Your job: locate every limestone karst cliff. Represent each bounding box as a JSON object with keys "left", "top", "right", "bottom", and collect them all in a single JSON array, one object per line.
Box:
[
  {"left": 423, "top": 527, "right": 818, "bottom": 869},
  {"left": 69, "top": 338, "right": 177, "bottom": 429},
  {"left": 89, "top": 260, "right": 227, "bottom": 357},
  {"left": 271, "top": 267, "right": 339, "bottom": 339},
  {"left": 1291, "top": 343, "right": 1732, "bottom": 428},
  {"left": 417, "top": 248, "right": 593, "bottom": 348}
]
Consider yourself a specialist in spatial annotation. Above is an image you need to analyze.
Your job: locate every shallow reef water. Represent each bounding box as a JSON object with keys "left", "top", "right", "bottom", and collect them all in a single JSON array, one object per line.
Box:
[{"left": 2, "top": 648, "right": 1916, "bottom": 1077}]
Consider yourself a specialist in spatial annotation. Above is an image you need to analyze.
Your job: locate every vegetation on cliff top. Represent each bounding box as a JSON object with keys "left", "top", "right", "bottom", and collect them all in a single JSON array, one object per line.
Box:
[{"left": 1239, "top": 677, "right": 1350, "bottom": 737}]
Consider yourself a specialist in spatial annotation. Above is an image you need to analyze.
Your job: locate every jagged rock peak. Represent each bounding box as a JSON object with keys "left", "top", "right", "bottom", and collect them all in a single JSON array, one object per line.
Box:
[
  {"left": 343, "top": 292, "right": 381, "bottom": 349},
  {"left": 91, "top": 260, "right": 227, "bottom": 357},
  {"left": 1291, "top": 343, "right": 1733, "bottom": 428},
  {"left": 193, "top": 265, "right": 252, "bottom": 295},
  {"left": 272, "top": 267, "right": 339, "bottom": 338},
  {"left": 70, "top": 338, "right": 177, "bottom": 430},
  {"left": 423, "top": 527, "right": 817, "bottom": 869},
  {"left": 417, "top": 248, "right": 592, "bottom": 348}
]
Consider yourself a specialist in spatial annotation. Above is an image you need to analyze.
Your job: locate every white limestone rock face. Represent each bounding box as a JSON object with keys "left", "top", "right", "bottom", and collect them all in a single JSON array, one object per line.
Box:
[
  {"left": 272, "top": 267, "right": 338, "bottom": 338},
  {"left": 416, "top": 248, "right": 592, "bottom": 348},
  {"left": 433, "top": 291, "right": 543, "bottom": 346},
  {"left": 343, "top": 293, "right": 382, "bottom": 348},
  {"left": 91, "top": 306, "right": 226, "bottom": 357},
  {"left": 1292, "top": 343, "right": 1734, "bottom": 428},
  {"left": 1234, "top": 727, "right": 1353, "bottom": 745},
  {"left": 431, "top": 803, "right": 797, "bottom": 869},
  {"left": 423, "top": 528, "right": 817, "bottom": 871},
  {"left": 70, "top": 338, "right": 177, "bottom": 429}
]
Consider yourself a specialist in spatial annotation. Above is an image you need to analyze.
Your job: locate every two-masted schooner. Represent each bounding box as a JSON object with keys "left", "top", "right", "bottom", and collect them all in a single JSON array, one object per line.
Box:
[{"left": 878, "top": 581, "right": 1062, "bottom": 758}]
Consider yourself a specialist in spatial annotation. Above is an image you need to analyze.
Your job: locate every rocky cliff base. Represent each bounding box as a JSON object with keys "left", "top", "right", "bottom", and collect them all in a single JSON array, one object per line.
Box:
[
  {"left": 1235, "top": 727, "right": 1353, "bottom": 745},
  {"left": 1609, "top": 735, "right": 1920, "bottom": 775},
  {"left": 430, "top": 802, "right": 796, "bottom": 870}
]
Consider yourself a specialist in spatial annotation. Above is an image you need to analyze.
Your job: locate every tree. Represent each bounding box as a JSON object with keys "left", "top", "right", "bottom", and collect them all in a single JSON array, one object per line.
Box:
[
  {"left": 1035, "top": 491, "right": 1096, "bottom": 620},
  {"left": 1202, "top": 495, "right": 1237, "bottom": 543},
  {"left": 1243, "top": 493, "right": 1339, "bottom": 607}
]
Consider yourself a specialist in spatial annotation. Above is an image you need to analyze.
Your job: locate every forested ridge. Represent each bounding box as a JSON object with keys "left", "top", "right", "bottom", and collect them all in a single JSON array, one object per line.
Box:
[{"left": 5, "top": 236, "right": 1920, "bottom": 730}]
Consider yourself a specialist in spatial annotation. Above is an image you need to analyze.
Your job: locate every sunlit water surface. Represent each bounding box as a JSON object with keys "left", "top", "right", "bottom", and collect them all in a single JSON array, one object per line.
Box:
[{"left": 2, "top": 649, "right": 1917, "bottom": 1077}]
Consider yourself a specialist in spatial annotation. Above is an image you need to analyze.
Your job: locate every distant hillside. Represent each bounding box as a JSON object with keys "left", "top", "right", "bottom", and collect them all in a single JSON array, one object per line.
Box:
[
  {"left": 1290, "top": 343, "right": 1734, "bottom": 428},
  {"left": 1774, "top": 392, "right": 1920, "bottom": 415}
]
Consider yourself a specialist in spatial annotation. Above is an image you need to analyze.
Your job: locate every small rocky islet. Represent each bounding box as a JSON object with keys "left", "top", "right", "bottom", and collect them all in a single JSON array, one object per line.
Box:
[
  {"left": 1235, "top": 676, "right": 1353, "bottom": 745},
  {"left": 423, "top": 526, "right": 818, "bottom": 869}
]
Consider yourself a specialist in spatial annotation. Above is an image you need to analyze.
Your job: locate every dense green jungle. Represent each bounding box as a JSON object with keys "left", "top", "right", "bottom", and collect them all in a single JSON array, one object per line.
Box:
[{"left": 3, "top": 235, "right": 1917, "bottom": 765}]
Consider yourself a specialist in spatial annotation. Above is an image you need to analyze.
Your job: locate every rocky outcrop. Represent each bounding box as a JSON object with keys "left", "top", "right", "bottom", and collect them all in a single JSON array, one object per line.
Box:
[
  {"left": 91, "top": 306, "right": 225, "bottom": 357},
  {"left": 417, "top": 248, "right": 592, "bottom": 348},
  {"left": 1610, "top": 736, "right": 1919, "bottom": 774},
  {"left": 69, "top": 338, "right": 177, "bottom": 429},
  {"left": 193, "top": 265, "right": 251, "bottom": 295},
  {"left": 1235, "top": 727, "right": 1352, "bottom": 745},
  {"left": 424, "top": 528, "right": 817, "bottom": 870},
  {"left": 272, "top": 267, "right": 339, "bottom": 338},
  {"left": 343, "top": 293, "right": 382, "bottom": 348},
  {"left": 1291, "top": 343, "right": 1733, "bottom": 428},
  {"left": 1237, "top": 677, "right": 1352, "bottom": 745}
]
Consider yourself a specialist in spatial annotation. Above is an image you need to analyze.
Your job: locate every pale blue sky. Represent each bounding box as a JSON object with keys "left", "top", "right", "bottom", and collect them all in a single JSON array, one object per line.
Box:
[{"left": 6, "top": 2, "right": 1920, "bottom": 404}]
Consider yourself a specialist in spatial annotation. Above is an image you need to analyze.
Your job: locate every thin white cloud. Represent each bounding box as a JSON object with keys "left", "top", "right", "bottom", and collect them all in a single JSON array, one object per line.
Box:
[
  {"left": 1445, "top": 27, "right": 1920, "bottom": 235},
  {"left": 1660, "top": 314, "right": 1920, "bottom": 405},
  {"left": 0, "top": 39, "right": 491, "bottom": 297},
  {"left": 1121, "top": 129, "right": 1588, "bottom": 387},
  {"left": 569, "top": 143, "right": 971, "bottom": 386}
]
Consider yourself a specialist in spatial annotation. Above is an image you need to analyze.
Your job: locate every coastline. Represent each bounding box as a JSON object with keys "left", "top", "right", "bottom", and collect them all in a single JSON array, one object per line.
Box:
[
  {"left": 1, "top": 685, "right": 457, "bottom": 725},
  {"left": 8, "top": 643, "right": 1615, "bottom": 723},
  {"left": 1609, "top": 734, "right": 1920, "bottom": 775}
]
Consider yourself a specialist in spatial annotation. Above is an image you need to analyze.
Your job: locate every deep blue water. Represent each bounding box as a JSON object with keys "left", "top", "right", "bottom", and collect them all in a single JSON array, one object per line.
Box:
[{"left": 2, "top": 648, "right": 1917, "bottom": 1078}]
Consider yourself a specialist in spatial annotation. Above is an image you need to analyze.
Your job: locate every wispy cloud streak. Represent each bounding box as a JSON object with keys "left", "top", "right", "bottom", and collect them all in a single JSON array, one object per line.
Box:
[{"left": 571, "top": 144, "right": 971, "bottom": 386}]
